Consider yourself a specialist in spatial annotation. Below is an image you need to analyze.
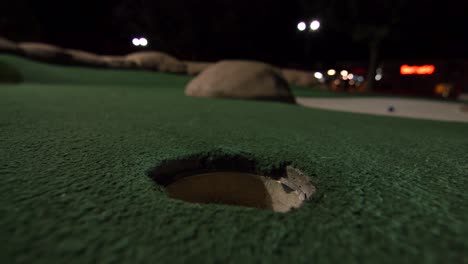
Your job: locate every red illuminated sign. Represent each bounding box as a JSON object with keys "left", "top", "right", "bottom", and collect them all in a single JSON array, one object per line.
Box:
[{"left": 400, "top": 65, "right": 435, "bottom": 75}]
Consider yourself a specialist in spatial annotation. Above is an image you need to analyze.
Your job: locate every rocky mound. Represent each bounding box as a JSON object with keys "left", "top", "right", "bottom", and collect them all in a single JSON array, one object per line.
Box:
[
  {"left": 0, "top": 37, "right": 19, "bottom": 54},
  {"left": 126, "top": 51, "right": 186, "bottom": 73},
  {"left": 18, "top": 42, "right": 71, "bottom": 64},
  {"left": 64, "top": 49, "right": 107, "bottom": 67},
  {"left": 281, "top": 69, "right": 318, "bottom": 87},
  {"left": 185, "top": 60, "right": 295, "bottom": 103}
]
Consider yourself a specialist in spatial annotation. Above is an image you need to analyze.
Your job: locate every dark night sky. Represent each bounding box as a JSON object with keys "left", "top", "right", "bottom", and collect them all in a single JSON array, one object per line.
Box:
[{"left": 1, "top": 0, "right": 466, "bottom": 68}]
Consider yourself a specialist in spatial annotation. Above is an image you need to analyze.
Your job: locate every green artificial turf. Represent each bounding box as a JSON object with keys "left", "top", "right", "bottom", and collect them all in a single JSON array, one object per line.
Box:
[
  {"left": 1, "top": 54, "right": 467, "bottom": 263},
  {"left": 291, "top": 85, "right": 363, "bottom": 98},
  {"left": 0, "top": 54, "right": 192, "bottom": 86},
  {"left": 0, "top": 60, "right": 22, "bottom": 83}
]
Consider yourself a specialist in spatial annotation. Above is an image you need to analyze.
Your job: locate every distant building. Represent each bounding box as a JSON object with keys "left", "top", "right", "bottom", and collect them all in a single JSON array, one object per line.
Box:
[
  {"left": 330, "top": 59, "right": 468, "bottom": 98},
  {"left": 376, "top": 59, "right": 467, "bottom": 98}
]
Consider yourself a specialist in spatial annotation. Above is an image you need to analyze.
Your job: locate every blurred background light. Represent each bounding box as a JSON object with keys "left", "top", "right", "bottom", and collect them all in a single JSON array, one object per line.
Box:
[
  {"left": 297, "top": 22, "right": 306, "bottom": 31},
  {"left": 310, "top": 20, "right": 320, "bottom": 31},
  {"left": 139, "top": 38, "right": 148, "bottom": 47},
  {"left": 132, "top": 38, "right": 140, "bottom": 46}
]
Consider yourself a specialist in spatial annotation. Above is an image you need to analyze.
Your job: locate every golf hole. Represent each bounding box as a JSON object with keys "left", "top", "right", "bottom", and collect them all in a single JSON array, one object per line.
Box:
[{"left": 148, "top": 153, "right": 316, "bottom": 213}]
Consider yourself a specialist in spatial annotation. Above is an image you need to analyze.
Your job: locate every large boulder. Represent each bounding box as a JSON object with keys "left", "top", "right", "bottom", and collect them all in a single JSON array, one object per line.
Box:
[
  {"left": 126, "top": 51, "right": 186, "bottom": 73},
  {"left": 0, "top": 37, "right": 19, "bottom": 54},
  {"left": 18, "top": 42, "right": 71, "bottom": 64},
  {"left": 64, "top": 49, "right": 106, "bottom": 67},
  {"left": 185, "top": 60, "right": 295, "bottom": 103},
  {"left": 184, "top": 61, "right": 213, "bottom": 75},
  {"left": 281, "top": 68, "right": 318, "bottom": 87}
]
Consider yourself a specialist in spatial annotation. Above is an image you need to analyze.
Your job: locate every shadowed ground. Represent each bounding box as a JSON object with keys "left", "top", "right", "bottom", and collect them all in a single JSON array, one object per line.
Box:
[{"left": 0, "top": 54, "right": 467, "bottom": 263}]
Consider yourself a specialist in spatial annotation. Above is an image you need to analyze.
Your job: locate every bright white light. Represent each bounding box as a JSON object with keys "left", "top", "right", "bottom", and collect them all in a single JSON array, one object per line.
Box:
[
  {"left": 297, "top": 22, "right": 307, "bottom": 31},
  {"left": 132, "top": 38, "right": 140, "bottom": 46},
  {"left": 314, "top": 72, "right": 323, "bottom": 79},
  {"left": 340, "top": 70, "right": 348, "bottom": 77},
  {"left": 347, "top": 73, "right": 354, "bottom": 80},
  {"left": 375, "top": 74, "right": 383, "bottom": 81},
  {"left": 310, "top": 20, "right": 320, "bottom": 31},
  {"left": 327, "top": 69, "right": 336, "bottom": 75},
  {"left": 139, "top": 38, "right": 148, "bottom": 47}
]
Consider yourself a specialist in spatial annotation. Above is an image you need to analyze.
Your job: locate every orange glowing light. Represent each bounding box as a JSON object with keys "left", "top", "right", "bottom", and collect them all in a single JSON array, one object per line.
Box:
[{"left": 400, "top": 65, "right": 435, "bottom": 75}]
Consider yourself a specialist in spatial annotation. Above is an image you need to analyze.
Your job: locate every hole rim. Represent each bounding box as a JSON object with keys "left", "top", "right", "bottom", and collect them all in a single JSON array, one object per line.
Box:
[{"left": 147, "top": 151, "right": 316, "bottom": 212}]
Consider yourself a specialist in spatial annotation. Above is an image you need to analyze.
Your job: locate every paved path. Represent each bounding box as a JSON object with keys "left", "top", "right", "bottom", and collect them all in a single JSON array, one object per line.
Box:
[{"left": 297, "top": 97, "right": 468, "bottom": 123}]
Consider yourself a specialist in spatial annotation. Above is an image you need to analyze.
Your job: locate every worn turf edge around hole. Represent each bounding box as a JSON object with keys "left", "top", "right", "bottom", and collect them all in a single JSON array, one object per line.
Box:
[
  {"left": 146, "top": 149, "right": 316, "bottom": 212},
  {"left": 147, "top": 149, "right": 291, "bottom": 186}
]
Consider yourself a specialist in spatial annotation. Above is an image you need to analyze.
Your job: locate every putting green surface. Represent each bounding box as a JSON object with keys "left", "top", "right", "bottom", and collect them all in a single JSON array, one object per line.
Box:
[{"left": 1, "top": 54, "right": 467, "bottom": 263}]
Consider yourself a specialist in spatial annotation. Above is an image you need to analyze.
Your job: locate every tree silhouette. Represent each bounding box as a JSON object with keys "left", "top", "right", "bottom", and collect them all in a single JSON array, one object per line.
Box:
[{"left": 300, "top": 0, "right": 407, "bottom": 90}]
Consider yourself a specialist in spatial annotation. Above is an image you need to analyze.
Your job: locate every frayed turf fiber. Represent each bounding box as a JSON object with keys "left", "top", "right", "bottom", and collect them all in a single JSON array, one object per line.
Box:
[{"left": 0, "top": 54, "right": 467, "bottom": 263}]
